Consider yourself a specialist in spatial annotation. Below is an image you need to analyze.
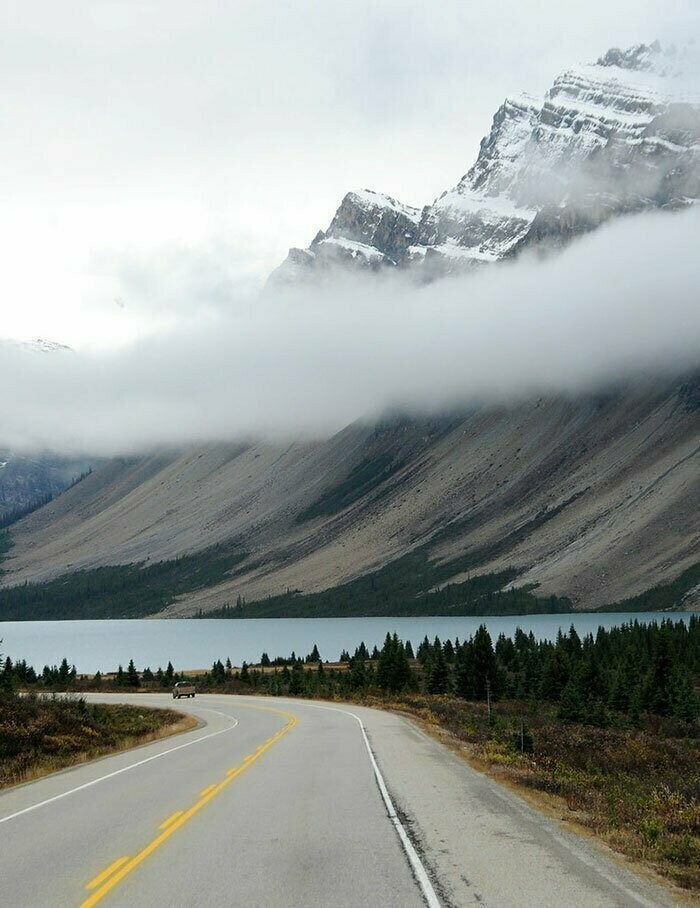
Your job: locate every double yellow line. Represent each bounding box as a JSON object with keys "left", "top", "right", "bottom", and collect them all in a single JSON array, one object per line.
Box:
[{"left": 81, "top": 704, "right": 296, "bottom": 907}]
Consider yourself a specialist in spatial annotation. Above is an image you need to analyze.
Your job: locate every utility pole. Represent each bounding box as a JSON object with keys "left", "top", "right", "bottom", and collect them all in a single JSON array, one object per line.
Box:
[{"left": 486, "top": 677, "right": 492, "bottom": 724}]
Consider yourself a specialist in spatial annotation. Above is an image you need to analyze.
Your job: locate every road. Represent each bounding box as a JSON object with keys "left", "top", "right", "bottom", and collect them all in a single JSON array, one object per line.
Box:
[{"left": 0, "top": 693, "right": 676, "bottom": 908}]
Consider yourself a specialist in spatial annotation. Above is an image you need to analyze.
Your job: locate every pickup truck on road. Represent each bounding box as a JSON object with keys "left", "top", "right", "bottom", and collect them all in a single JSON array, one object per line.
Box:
[{"left": 172, "top": 682, "right": 196, "bottom": 699}]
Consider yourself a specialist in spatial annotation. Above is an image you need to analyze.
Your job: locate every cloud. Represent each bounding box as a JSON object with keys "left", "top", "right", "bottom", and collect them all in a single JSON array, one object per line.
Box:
[
  {"left": 2, "top": 1, "right": 699, "bottom": 345},
  {"left": 2, "top": 206, "right": 699, "bottom": 456}
]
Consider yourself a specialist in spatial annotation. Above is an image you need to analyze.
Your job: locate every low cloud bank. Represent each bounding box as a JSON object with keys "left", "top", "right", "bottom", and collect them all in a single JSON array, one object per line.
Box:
[{"left": 4, "top": 206, "right": 699, "bottom": 455}]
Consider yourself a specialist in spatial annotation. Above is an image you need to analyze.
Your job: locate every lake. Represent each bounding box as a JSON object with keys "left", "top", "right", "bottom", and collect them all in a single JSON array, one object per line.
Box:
[{"left": 0, "top": 613, "right": 694, "bottom": 674}]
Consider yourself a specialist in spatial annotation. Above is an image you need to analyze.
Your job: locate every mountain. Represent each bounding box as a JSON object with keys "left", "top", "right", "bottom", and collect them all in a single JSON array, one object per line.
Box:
[
  {"left": 1, "top": 375, "right": 698, "bottom": 615},
  {"left": 270, "top": 41, "right": 699, "bottom": 284},
  {"left": 1, "top": 43, "right": 698, "bottom": 618}
]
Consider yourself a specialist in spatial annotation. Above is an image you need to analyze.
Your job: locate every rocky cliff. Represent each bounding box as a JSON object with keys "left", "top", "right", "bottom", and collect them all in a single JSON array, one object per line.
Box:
[{"left": 270, "top": 41, "right": 699, "bottom": 284}]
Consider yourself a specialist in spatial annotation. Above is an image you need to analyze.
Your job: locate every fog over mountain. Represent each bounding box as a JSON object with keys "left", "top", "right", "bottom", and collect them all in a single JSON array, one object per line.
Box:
[{"left": 2, "top": 205, "right": 699, "bottom": 455}]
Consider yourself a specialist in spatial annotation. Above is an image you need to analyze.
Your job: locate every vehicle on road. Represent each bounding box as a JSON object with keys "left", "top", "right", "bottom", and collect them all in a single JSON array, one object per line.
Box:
[{"left": 172, "top": 681, "right": 196, "bottom": 699}]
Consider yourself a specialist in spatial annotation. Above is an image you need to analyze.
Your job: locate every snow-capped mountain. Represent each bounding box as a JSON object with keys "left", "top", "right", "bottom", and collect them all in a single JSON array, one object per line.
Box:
[{"left": 270, "top": 41, "right": 699, "bottom": 284}]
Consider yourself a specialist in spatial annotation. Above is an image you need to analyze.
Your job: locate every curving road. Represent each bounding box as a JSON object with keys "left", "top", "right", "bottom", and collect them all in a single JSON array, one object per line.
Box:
[{"left": 0, "top": 693, "right": 676, "bottom": 907}]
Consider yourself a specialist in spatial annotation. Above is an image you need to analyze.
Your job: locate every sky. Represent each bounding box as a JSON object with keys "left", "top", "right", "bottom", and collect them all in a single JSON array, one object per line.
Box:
[
  {"left": 2, "top": 0, "right": 699, "bottom": 346},
  {"left": 3, "top": 207, "right": 699, "bottom": 455}
]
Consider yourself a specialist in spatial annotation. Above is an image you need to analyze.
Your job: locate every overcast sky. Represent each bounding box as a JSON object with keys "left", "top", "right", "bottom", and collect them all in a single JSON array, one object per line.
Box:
[{"left": 2, "top": 0, "right": 698, "bottom": 346}]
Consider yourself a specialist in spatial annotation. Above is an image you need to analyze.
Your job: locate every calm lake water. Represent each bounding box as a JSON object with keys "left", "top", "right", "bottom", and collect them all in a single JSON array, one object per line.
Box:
[{"left": 0, "top": 613, "right": 694, "bottom": 674}]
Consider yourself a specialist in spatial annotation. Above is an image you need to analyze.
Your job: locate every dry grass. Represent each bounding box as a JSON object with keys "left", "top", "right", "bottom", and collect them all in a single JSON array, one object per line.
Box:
[
  {"left": 0, "top": 693, "right": 196, "bottom": 789},
  {"left": 357, "top": 693, "right": 700, "bottom": 893}
]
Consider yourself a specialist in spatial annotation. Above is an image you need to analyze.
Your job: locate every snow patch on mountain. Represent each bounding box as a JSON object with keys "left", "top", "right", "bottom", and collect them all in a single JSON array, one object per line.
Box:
[{"left": 270, "top": 41, "right": 700, "bottom": 283}]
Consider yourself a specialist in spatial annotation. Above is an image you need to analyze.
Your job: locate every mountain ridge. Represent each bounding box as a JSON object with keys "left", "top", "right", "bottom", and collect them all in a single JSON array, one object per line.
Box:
[
  {"left": 269, "top": 40, "right": 699, "bottom": 285},
  {"left": 2, "top": 375, "right": 698, "bottom": 615},
  {"left": 1, "top": 41, "right": 698, "bottom": 617}
]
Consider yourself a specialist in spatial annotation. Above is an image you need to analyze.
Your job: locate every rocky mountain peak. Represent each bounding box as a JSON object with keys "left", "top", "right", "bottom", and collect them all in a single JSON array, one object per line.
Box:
[
  {"left": 597, "top": 40, "right": 662, "bottom": 72},
  {"left": 270, "top": 41, "right": 699, "bottom": 285}
]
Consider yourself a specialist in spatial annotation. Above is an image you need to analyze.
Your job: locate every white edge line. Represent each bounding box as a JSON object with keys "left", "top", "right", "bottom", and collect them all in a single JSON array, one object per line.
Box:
[
  {"left": 0, "top": 707, "right": 238, "bottom": 827},
  {"left": 247, "top": 698, "right": 442, "bottom": 908}
]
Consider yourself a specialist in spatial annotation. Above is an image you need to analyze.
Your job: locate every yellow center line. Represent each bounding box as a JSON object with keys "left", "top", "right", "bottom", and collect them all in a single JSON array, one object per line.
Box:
[
  {"left": 85, "top": 857, "right": 129, "bottom": 891},
  {"left": 158, "top": 810, "right": 183, "bottom": 831},
  {"left": 199, "top": 784, "right": 217, "bottom": 797},
  {"left": 80, "top": 705, "right": 296, "bottom": 908}
]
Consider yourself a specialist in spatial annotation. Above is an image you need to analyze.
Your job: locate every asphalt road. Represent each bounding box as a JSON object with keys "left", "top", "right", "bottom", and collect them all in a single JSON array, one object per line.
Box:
[{"left": 0, "top": 694, "right": 676, "bottom": 907}]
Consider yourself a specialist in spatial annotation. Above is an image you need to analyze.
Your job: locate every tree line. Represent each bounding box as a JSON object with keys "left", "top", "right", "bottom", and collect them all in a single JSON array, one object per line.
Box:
[{"left": 3, "top": 617, "right": 696, "bottom": 726}]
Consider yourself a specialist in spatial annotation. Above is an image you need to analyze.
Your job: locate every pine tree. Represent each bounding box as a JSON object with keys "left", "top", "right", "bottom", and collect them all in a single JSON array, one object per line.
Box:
[
  {"left": 426, "top": 646, "right": 450, "bottom": 695},
  {"left": 58, "top": 657, "right": 70, "bottom": 684},
  {"left": 126, "top": 659, "right": 139, "bottom": 687},
  {"left": 558, "top": 676, "right": 585, "bottom": 722},
  {"left": 670, "top": 667, "right": 698, "bottom": 722},
  {"left": 645, "top": 627, "right": 673, "bottom": 716},
  {"left": 355, "top": 641, "right": 370, "bottom": 661},
  {"left": 306, "top": 644, "right": 321, "bottom": 663},
  {"left": 350, "top": 656, "right": 367, "bottom": 690},
  {"left": 469, "top": 625, "right": 499, "bottom": 700},
  {"left": 539, "top": 648, "right": 569, "bottom": 701},
  {"left": 377, "top": 633, "right": 412, "bottom": 692},
  {"left": 289, "top": 662, "right": 304, "bottom": 695}
]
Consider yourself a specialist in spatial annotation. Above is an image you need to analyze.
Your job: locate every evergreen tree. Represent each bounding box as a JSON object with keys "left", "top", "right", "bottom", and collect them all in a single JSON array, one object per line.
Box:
[
  {"left": 349, "top": 656, "right": 367, "bottom": 690},
  {"left": 417, "top": 636, "right": 432, "bottom": 664},
  {"left": 289, "top": 662, "right": 304, "bottom": 695},
  {"left": 426, "top": 645, "right": 450, "bottom": 695},
  {"left": 126, "top": 659, "right": 139, "bottom": 687},
  {"left": 306, "top": 644, "right": 321, "bottom": 663},
  {"left": 558, "top": 676, "right": 585, "bottom": 722},
  {"left": 645, "top": 627, "right": 674, "bottom": 715},
  {"left": 58, "top": 657, "right": 70, "bottom": 684},
  {"left": 355, "top": 641, "right": 370, "bottom": 661},
  {"left": 539, "top": 648, "right": 569, "bottom": 701},
  {"left": 377, "top": 633, "right": 412, "bottom": 692},
  {"left": 670, "top": 667, "right": 698, "bottom": 722}
]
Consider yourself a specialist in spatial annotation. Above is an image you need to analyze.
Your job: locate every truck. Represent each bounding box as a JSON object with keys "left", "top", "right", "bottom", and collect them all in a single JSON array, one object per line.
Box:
[{"left": 172, "top": 681, "right": 196, "bottom": 699}]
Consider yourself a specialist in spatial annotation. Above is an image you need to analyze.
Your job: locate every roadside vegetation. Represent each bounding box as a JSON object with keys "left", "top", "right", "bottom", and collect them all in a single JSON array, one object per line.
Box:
[
  {"left": 5, "top": 617, "right": 696, "bottom": 890},
  {"left": 0, "top": 647, "right": 191, "bottom": 789}
]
